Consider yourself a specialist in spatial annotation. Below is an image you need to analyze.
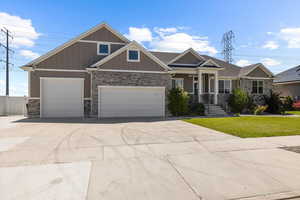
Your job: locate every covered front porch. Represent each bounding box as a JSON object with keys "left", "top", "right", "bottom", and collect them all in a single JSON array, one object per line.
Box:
[{"left": 171, "top": 70, "right": 220, "bottom": 105}]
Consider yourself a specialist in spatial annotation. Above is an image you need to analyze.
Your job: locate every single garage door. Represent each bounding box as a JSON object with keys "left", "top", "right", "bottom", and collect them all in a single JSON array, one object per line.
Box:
[
  {"left": 40, "top": 78, "right": 84, "bottom": 118},
  {"left": 98, "top": 86, "right": 165, "bottom": 118}
]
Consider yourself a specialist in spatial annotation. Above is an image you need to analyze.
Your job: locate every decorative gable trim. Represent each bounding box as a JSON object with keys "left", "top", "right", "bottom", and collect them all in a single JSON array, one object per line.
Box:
[
  {"left": 22, "top": 23, "right": 130, "bottom": 67},
  {"left": 199, "top": 59, "right": 223, "bottom": 68},
  {"left": 167, "top": 48, "right": 205, "bottom": 65},
  {"left": 245, "top": 63, "right": 274, "bottom": 77},
  {"left": 91, "top": 41, "right": 172, "bottom": 71}
]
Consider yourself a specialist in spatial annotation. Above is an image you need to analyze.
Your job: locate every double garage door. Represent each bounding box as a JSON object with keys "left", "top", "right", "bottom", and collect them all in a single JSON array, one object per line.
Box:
[
  {"left": 40, "top": 78, "right": 165, "bottom": 118},
  {"left": 98, "top": 86, "right": 165, "bottom": 118}
]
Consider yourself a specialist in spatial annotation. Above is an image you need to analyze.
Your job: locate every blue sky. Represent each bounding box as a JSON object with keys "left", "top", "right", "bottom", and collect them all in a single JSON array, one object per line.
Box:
[{"left": 1, "top": 0, "right": 300, "bottom": 96}]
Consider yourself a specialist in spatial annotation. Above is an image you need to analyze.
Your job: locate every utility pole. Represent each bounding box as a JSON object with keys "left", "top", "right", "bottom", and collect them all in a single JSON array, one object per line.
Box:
[
  {"left": 221, "top": 30, "right": 235, "bottom": 63},
  {"left": 0, "top": 27, "right": 13, "bottom": 96}
]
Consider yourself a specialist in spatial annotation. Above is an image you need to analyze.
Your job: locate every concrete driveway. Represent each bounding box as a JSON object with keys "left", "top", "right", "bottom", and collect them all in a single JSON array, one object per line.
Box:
[{"left": 1, "top": 116, "right": 300, "bottom": 200}]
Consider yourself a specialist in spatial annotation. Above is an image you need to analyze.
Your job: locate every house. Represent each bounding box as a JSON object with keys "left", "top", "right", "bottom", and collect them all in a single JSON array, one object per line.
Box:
[
  {"left": 274, "top": 65, "right": 300, "bottom": 100},
  {"left": 21, "top": 23, "right": 274, "bottom": 118}
]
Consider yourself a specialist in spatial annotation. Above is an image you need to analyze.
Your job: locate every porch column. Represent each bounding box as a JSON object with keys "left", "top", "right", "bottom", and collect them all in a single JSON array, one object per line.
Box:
[
  {"left": 198, "top": 70, "right": 202, "bottom": 103},
  {"left": 214, "top": 71, "right": 219, "bottom": 104}
]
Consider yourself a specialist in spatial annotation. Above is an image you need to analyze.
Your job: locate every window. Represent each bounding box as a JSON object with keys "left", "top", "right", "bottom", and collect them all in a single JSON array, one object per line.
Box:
[
  {"left": 218, "top": 80, "right": 231, "bottom": 94},
  {"left": 252, "top": 80, "right": 263, "bottom": 94},
  {"left": 172, "top": 78, "right": 184, "bottom": 89},
  {"left": 98, "top": 43, "right": 110, "bottom": 55},
  {"left": 127, "top": 50, "right": 140, "bottom": 62}
]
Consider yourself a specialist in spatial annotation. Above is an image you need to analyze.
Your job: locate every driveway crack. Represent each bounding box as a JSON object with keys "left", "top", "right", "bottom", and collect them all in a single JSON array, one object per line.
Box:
[{"left": 165, "top": 157, "right": 203, "bottom": 200}]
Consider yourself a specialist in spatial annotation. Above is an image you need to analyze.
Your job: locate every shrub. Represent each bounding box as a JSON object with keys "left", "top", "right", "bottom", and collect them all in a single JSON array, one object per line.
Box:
[
  {"left": 283, "top": 96, "right": 294, "bottom": 111},
  {"left": 264, "top": 90, "right": 285, "bottom": 114},
  {"left": 228, "top": 89, "right": 249, "bottom": 114},
  {"left": 293, "top": 100, "right": 300, "bottom": 110},
  {"left": 189, "top": 102, "right": 205, "bottom": 116},
  {"left": 245, "top": 94, "right": 256, "bottom": 114},
  {"left": 254, "top": 105, "right": 268, "bottom": 115},
  {"left": 168, "top": 88, "right": 189, "bottom": 116}
]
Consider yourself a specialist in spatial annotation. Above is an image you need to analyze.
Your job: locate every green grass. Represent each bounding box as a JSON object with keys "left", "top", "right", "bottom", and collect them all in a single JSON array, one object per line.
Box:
[
  {"left": 286, "top": 111, "right": 300, "bottom": 115},
  {"left": 183, "top": 116, "right": 300, "bottom": 138}
]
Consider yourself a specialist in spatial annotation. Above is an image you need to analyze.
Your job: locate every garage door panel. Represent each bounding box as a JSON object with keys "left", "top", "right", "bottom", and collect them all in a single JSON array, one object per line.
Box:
[
  {"left": 99, "top": 87, "right": 165, "bottom": 118},
  {"left": 41, "top": 78, "right": 84, "bottom": 118}
]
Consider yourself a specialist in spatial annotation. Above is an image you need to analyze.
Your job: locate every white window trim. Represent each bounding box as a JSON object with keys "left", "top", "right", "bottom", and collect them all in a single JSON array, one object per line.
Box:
[
  {"left": 97, "top": 42, "right": 111, "bottom": 55},
  {"left": 218, "top": 79, "right": 232, "bottom": 94},
  {"left": 127, "top": 49, "right": 140, "bottom": 62},
  {"left": 251, "top": 80, "right": 264, "bottom": 94},
  {"left": 172, "top": 78, "right": 184, "bottom": 89}
]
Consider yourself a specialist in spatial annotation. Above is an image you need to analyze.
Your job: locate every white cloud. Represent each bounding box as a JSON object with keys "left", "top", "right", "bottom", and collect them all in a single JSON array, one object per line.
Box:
[
  {"left": 279, "top": 27, "right": 300, "bottom": 48},
  {"left": 0, "top": 12, "right": 40, "bottom": 48},
  {"left": 125, "top": 26, "right": 217, "bottom": 55},
  {"left": 236, "top": 59, "right": 251, "bottom": 66},
  {"left": 151, "top": 32, "right": 217, "bottom": 54},
  {"left": 19, "top": 50, "right": 40, "bottom": 59},
  {"left": 261, "top": 58, "right": 281, "bottom": 66},
  {"left": 125, "top": 27, "right": 152, "bottom": 43},
  {"left": 262, "top": 41, "right": 279, "bottom": 50}
]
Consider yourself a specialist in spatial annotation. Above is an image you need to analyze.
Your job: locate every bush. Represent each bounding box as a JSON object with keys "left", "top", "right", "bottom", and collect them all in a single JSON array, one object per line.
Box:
[
  {"left": 254, "top": 105, "right": 268, "bottom": 115},
  {"left": 189, "top": 102, "right": 205, "bottom": 116},
  {"left": 293, "top": 100, "right": 300, "bottom": 110},
  {"left": 228, "top": 89, "right": 249, "bottom": 114},
  {"left": 283, "top": 96, "right": 294, "bottom": 111},
  {"left": 264, "top": 90, "right": 285, "bottom": 114},
  {"left": 245, "top": 94, "right": 256, "bottom": 114},
  {"left": 168, "top": 88, "right": 189, "bottom": 116}
]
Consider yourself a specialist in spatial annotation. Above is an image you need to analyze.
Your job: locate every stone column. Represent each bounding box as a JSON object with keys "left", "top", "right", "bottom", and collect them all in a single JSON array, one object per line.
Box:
[
  {"left": 198, "top": 70, "right": 202, "bottom": 103},
  {"left": 214, "top": 71, "right": 219, "bottom": 104}
]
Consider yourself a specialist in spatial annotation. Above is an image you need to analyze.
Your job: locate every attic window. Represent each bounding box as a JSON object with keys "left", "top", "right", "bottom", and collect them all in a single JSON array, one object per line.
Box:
[
  {"left": 127, "top": 50, "right": 140, "bottom": 62},
  {"left": 98, "top": 43, "right": 110, "bottom": 55}
]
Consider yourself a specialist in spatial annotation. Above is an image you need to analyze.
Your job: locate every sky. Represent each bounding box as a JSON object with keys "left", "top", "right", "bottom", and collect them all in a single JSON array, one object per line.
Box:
[{"left": 1, "top": 0, "right": 300, "bottom": 96}]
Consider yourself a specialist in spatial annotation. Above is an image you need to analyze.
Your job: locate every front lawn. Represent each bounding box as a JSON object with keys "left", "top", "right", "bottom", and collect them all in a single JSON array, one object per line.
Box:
[
  {"left": 184, "top": 116, "right": 300, "bottom": 138},
  {"left": 286, "top": 111, "right": 300, "bottom": 115}
]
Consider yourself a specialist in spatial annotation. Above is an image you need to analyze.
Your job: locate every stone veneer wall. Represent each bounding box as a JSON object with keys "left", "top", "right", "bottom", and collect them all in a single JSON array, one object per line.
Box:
[
  {"left": 91, "top": 71, "right": 172, "bottom": 116},
  {"left": 27, "top": 99, "right": 91, "bottom": 118},
  {"left": 27, "top": 99, "right": 40, "bottom": 118},
  {"left": 84, "top": 100, "right": 91, "bottom": 116}
]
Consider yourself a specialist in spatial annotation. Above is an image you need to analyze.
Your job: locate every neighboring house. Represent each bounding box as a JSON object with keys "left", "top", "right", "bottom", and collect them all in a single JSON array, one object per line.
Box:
[
  {"left": 21, "top": 23, "right": 274, "bottom": 118},
  {"left": 274, "top": 65, "right": 300, "bottom": 100}
]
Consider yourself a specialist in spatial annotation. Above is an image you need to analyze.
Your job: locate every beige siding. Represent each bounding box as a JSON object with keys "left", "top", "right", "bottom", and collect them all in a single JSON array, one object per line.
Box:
[
  {"left": 30, "top": 71, "right": 91, "bottom": 98},
  {"left": 248, "top": 68, "right": 269, "bottom": 77},
  {"left": 231, "top": 80, "right": 239, "bottom": 90},
  {"left": 100, "top": 51, "right": 166, "bottom": 71},
  {"left": 81, "top": 27, "right": 126, "bottom": 43},
  {"left": 174, "top": 52, "right": 201, "bottom": 64},
  {"left": 36, "top": 42, "right": 124, "bottom": 70},
  {"left": 173, "top": 74, "right": 193, "bottom": 93},
  {"left": 274, "top": 83, "right": 300, "bottom": 98},
  {"left": 240, "top": 78, "right": 273, "bottom": 96}
]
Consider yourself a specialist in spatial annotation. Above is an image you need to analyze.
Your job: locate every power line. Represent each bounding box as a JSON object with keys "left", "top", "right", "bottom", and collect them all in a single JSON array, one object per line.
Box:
[{"left": 0, "top": 27, "right": 14, "bottom": 96}]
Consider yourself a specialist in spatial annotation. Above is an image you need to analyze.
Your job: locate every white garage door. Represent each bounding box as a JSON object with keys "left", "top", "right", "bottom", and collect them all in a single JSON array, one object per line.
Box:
[
  {"left": 41, "top": 78, "right": 84, "bottom": 118},
  {"left": 98, "top": 86, "right": 165, "bottom": 118}
]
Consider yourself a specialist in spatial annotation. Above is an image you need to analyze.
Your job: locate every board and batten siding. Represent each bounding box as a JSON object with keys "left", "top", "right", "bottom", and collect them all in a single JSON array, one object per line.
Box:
[
  {"left": 30, "top": 71, "right": 91, "bottom": 98},
  {"left": 99, "top": 51, "right": 166, "bottom": 72}
]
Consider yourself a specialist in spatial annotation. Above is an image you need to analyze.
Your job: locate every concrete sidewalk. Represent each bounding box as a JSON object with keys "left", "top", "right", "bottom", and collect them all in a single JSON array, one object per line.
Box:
[{"left": 1, "top": 116, "right": 300, "bottom": 200}]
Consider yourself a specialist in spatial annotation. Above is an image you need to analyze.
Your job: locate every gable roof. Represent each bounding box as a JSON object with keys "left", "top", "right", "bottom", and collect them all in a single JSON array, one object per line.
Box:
[
  {"left": 167, "top": 48, "right": 205, "bottom": 65},
  {"left": 239, "top": 63, "right": 273, "bottom": 77},
  {"left": 201, "top": 55, "right": 241, "bottom": 77},
  {"left": 90, "top": 41, "right": 172, "bottom": 71},
  {"left": 275, "top": 65, "right": 300, "bottom": 83},
  {"left": 199, "top": 59, "right": 223, "bottom": 69},
  {"left": 22, "top": 23, "right": 130, "bottom": 67},
  {"left": 150, "top": 51, "right": 180, "bottom": 64}
]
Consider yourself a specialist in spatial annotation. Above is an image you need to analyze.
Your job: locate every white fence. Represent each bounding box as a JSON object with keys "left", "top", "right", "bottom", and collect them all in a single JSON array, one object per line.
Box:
[{"left": 0, "top": 96, "right": 27, "bottom": 116}]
